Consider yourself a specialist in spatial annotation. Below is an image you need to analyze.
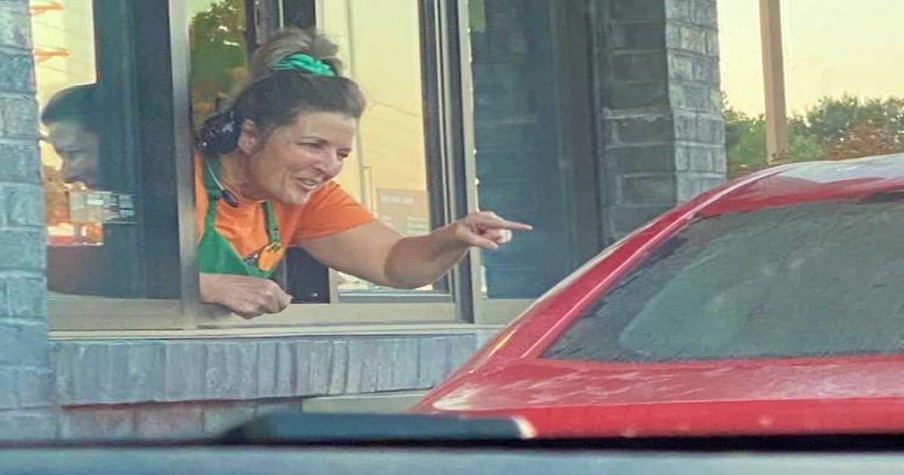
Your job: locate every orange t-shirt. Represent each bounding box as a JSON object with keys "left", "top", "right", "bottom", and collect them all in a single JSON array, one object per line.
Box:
[{"left": 194, "top": 157, "right": 375, "bottom": 258}]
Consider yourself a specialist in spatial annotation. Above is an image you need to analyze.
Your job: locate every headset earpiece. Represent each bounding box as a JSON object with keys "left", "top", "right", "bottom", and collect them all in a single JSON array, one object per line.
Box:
[{"left": 197, "top": 109, "right": 242, "bottom": 155}]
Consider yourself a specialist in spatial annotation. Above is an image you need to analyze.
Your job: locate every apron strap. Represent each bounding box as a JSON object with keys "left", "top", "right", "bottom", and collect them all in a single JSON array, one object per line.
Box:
[
  {"left": 203, "top": 157, "right": 280, "bottom": 246},
  {"left": 263, "top": 201, "right": 279, "bottom": 244}
]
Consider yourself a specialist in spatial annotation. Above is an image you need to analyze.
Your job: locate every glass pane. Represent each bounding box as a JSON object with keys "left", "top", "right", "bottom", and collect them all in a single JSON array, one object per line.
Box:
[
  {"left": 546, "top": 199, "right": 904, "bottom": 363},
  {"left": 467, "top": 0, "right": 577, "bottom": 299},
  {"left": 189, "top": 0, "right": 249, "bottom": 128},
  {"left": 316, "top": 0, "right": 439, "bottom": 297},
  {"left": 34, "top": 1, "right": 137, "bottom": 300},
  {"left": 34, "top": 0, "right": 99, "bottom": 248},
  {"left": 35, "top": 1, "right": 183, "bottom": 317}
]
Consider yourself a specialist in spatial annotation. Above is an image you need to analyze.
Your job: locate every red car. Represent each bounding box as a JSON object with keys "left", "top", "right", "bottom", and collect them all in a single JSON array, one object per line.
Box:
[{"left": 412, "top": 154, "right": 904, "bottom": 438}]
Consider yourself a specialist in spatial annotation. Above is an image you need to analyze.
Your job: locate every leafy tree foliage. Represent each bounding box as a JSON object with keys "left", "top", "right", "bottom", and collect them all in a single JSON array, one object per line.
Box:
[
  {"left": 723, "top": 94, "right": 904, "bottom": 178},
  {"left": 189, "top": 0, "right": 247, "bottom": 126}
]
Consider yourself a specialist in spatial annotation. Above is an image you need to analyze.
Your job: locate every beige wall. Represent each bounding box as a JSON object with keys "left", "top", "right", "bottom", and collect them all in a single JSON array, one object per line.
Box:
[
  {"left": 32, "top": 0, "right": 96, "bottom": 170},
  {"left": 317, "top": 0, "right": 429, "bottom": 234}
]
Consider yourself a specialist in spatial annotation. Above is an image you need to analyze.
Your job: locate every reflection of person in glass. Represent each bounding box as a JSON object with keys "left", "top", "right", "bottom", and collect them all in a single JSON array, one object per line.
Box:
[
  {"left": 197, "top": 29, "right": 531, "bottom": 318},
  {"left": 41, "top": 83, "right": 106, "bottom": 249},
  {"left": 41, "top": 84, "right": 108, "bottom": 296},
  {"left": 40, "top": 84, "right": 101, "bottom": 188}
]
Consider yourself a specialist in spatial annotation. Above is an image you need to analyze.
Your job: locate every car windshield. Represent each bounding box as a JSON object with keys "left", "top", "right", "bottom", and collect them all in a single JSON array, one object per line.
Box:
[{"left": 545, "top": 197, "right": 904, "bottom": 363}]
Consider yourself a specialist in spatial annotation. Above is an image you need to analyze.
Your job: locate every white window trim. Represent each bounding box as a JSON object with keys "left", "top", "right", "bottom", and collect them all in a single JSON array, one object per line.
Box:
[{"left": 455, "top": 0, "right": 538, "bottom": 325}]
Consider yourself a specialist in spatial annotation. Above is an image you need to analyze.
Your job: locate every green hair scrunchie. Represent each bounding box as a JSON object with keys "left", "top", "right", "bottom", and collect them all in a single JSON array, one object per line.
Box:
[{"left": 272, "top": 53, "right": 336, "bottom": 77}]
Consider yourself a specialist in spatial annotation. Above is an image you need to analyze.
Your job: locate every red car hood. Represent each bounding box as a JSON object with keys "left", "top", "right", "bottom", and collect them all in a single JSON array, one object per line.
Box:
[{"left": 415, "top": 356, "right": 904, "bottom": 438}]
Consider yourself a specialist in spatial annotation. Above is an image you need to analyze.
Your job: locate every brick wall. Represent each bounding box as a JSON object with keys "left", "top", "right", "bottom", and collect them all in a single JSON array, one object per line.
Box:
[
  {"left": 53, "top": 332, "right": 491, "bottom": 439},
  {"left": 665, "top": 0, "right": 726, "bottom": 201},
  {"left": 0, "top": 0, "right": 57, "bottom": 439},
  {"left": 593, "top": 0, "right": 726, "bottom": 239}
]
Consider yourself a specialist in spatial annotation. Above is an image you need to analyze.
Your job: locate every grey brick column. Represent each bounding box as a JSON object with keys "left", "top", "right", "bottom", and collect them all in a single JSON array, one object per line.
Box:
[
  {"left": 0, "top": 0, "right": 58, "bottom": 439},
  {"left": 593, "top": 0, "right": 726, "bottom": 240}
]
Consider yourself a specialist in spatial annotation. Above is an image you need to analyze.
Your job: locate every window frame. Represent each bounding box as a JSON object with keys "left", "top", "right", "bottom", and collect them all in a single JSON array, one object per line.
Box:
[
  {"left": 47, "top": 0, "right": 602, "bottom": 333},
  {"left": 43, "top": 0, "right": 189, "bottom": 332},
  {"left": 48, "top": 0, "right": 473, "bottom": 333},
  {"left": 458, "top": 0, "right": 598, "bottom": 324}
]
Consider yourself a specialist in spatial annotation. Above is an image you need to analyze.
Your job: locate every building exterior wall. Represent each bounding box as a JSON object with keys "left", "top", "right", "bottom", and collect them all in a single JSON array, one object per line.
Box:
[
  {"left": 54, "top": 333, "right": 495, "bottom": 439},
  {"left": 0, "top": 0, "right": 57, "bottom": 440},
  {"left": 594, "top": 0, "right": 726, "bottom": 239},
  {"left": 0, "top": 0, "right": 726, "bottom": 441}
]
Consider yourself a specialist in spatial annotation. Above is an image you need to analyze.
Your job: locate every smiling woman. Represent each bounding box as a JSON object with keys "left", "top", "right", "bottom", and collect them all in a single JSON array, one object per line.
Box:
[{"left": 195, "top": 28, "right": 531, "bottom": 318}]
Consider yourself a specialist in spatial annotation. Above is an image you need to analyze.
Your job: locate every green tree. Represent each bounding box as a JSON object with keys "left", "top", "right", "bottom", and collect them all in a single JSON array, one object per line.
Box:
[
  {"left": 722, "top": 95, "right": 824, "bottom": 178},
  {"left": 721, "top": 93, "right": 904, "bottom": 178},
  {"left": 804, "top": 95, "right": 904, "bottom": 142},
  {"left": 786, "top": 115, "right": 825, "bottom": 163},
  {"left": 803, "top": 95, "right": 904, "bottom": 161},
  {"left": 189, "top": 0, "right": 247, "bottom": 126},
  {"left": 723, "top": 101, "right": 767, "bottom": 177}
]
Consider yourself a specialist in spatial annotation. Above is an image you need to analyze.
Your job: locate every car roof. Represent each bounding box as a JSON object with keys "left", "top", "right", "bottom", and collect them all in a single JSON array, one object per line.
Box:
[
  {"left": 699, "top": 153, "right": 904, "bottom": 217},
  {"left": 434, "top": 154, "right": 904, "bottom": 366}
]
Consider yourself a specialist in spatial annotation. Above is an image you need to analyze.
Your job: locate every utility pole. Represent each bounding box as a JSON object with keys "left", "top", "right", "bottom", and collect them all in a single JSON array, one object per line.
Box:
[{"left": 759, "top": 0, "right": 789, "bottom": 164}]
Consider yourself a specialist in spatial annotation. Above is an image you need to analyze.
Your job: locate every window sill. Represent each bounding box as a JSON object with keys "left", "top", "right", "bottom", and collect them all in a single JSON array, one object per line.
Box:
[
  {"left": 50, "top": 321, "right": 504, "bottom": 340},
  {"left": 48, "top": 295, "right": 476, "bottom": 333},
  {"left": 48, "top": 294, "right": 183, "bottom": 331}
]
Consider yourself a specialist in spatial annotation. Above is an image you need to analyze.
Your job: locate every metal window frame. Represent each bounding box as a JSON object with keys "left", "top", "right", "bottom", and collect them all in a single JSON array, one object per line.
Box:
[
  {"left": 463, "top": 1, "right": 601, "bottom": 325},
  {"left": 459, "top": 1, "right": 600, "bottom": 325},
  {"left": 48, "top": 0, "right": 194, "bottom": 333},
  {"left": 453, "top": 1, "right": 534, "bottom": 325}
]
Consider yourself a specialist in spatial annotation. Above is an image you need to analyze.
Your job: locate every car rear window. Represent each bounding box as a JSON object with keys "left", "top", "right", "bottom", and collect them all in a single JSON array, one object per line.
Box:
[{"left": 544, "top": 197, "right": 904, "bottom": 362}]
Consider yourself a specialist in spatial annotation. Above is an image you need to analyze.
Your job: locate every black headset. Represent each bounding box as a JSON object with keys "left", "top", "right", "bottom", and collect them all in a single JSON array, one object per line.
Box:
[
  {"left": 196, "top": 109, "right": 242, "bottom": 156},
  {"left": 197, "top": 109, "right": 242, "bottom": 207}
]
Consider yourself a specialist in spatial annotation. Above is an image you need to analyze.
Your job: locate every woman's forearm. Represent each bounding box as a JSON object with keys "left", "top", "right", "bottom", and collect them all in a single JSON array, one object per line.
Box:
[{"left": 383, "top": 224, "right": 470, "bottom": 289}]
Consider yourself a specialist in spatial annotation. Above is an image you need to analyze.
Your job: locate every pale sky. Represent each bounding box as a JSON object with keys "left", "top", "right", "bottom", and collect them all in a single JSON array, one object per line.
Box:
[{"left": 719, "top": 0, "right": 904, "bottom": 116}]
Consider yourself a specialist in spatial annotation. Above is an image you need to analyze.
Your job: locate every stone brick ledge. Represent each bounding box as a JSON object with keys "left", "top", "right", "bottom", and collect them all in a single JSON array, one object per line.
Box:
[{"left": 52, "top": 332, "right": 492, "bottom": 406}]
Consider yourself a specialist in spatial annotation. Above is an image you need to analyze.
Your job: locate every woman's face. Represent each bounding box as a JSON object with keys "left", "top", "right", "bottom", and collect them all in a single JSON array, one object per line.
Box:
[
  {"left": 46, "top": 121, "right": 101, "bottom": 187},
  {"left": 240, "top": 111, "right": 356, "bottom": 205}
]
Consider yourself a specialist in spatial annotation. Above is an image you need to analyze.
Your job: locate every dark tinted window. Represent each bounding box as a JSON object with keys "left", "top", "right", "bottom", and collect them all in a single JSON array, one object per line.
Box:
[
  {"left": 38, "top": 1, "right": 183, "bottom": 304},
  {"left": 545, "top": 198, "right": 904, "bottom": 362}
]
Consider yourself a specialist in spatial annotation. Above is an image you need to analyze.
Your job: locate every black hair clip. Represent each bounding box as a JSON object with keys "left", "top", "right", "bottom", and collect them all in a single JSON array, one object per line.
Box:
[{"left": 197, "top": 109, "right": 242, "bottom": 155}]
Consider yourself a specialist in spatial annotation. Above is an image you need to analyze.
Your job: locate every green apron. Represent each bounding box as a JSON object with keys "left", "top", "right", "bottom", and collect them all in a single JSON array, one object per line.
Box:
[{"left": 198, "top": 158, "right": 282, "bottom": 278}]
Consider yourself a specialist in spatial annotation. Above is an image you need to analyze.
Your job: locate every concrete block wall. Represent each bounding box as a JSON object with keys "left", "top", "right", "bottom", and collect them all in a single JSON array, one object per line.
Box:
[
  {"left": 52, "top": 333, "right": 487, "bottom": 439},
  {"left": 0, "top": 0, "right": 57, "bottom": 440},
  {"left": 593, "top": 0, "right": 726, "bottom": 239},
  {"left": 665, "top": 0, "right": 726, "bottom": 201}
]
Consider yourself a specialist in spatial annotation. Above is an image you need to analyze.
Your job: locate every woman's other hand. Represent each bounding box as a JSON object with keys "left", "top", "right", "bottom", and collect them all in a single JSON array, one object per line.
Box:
[{"left": 200, "top": 273, "right": 292, "bottom": 318}]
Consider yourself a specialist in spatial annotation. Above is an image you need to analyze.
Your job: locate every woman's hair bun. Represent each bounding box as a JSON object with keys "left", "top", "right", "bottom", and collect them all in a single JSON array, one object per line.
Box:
[{"left": 251, "top": 28, "right": 344, "bottom": 80}]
